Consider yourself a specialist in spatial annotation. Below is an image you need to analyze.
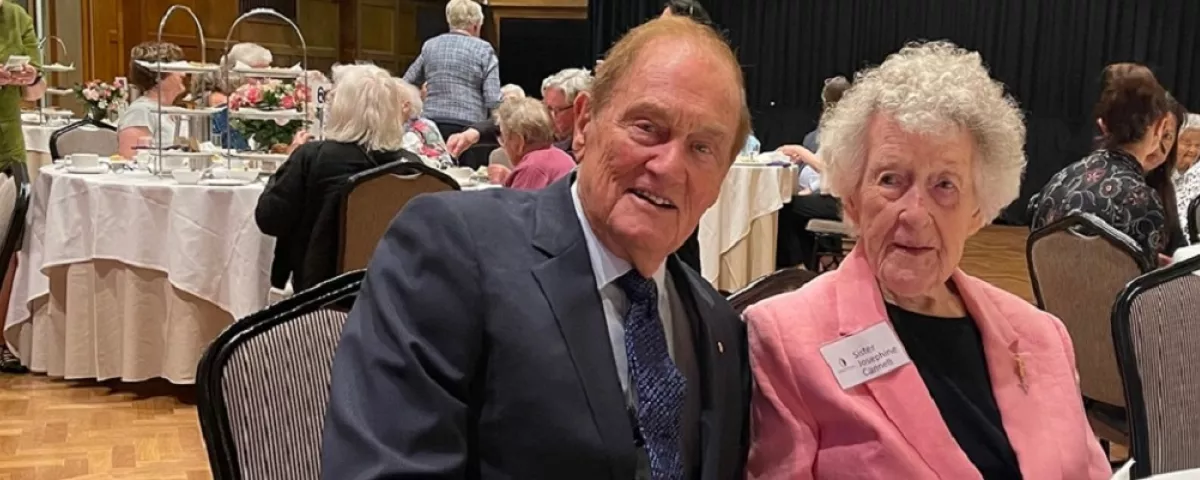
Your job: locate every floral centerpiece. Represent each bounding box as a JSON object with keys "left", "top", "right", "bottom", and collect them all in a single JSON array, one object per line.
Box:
[
  {"left": 228, "top": 79, "right": 308, "bottom": 152},
  {"left": 72, "top": 78, "right": 128, "bottom": 121}
]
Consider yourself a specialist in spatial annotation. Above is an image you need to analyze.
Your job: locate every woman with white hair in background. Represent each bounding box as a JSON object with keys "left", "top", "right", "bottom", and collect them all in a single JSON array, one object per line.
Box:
[
  {"left": 395, "top": 78, "right": 454, "bottom": 169},
  {"left": 1173, "top": 113, "right": 1200, "bottom": 235},
  {"left": 745, "top": 42, "right": 1110, "bottom": 479},
  {"left": 255, "top": 64, "right": 424, "bottom": 292},
  {"left": 490, "top": 97, "right": 573, "bottom": 190},
  {"left": 402, "top": 0, "right": 501, "bottom": 140},
  {"left": 500, "top": 83, "right": 525, "bottom": 101}
]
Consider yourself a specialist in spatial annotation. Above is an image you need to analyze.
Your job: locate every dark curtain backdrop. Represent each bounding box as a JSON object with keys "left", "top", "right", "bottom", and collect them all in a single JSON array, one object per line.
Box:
[{"left": 589, "top": 0, "right": 1200, "bottom": 224}]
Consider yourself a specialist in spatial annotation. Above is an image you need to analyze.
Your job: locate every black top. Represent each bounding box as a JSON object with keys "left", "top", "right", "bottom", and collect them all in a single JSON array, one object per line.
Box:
[
  {"left": 255, "top": 141, "right": 421, "bottom": 291},
  {"left": 1028, "top": 149, "right": 1181, "bottom": 257},
  {"left": 886, "top": 304, "right": 1023, "bottom": 480}
]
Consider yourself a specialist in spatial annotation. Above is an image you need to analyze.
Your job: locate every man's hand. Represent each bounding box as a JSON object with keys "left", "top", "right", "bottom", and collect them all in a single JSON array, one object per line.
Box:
[
  {"left": 487, "top": 164, "right": 511, "bottom": 185},
  {"left": 0, "top": 69, "right": 13, "bottom": 86},
  {"left": 10, "top": 65, "right": 37, "bottom": 86},
  {"left": 446, "top": 128, "right": 481, "bottom": 157}
]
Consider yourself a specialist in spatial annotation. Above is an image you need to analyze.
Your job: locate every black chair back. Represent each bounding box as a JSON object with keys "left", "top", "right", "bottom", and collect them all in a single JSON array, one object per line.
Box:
[
  {"left": 338, "top": 160, "right": 458, "bottom": 274},
  {"left": 0, "top": 163, "right": 31, "bottom": 275},
  {"left": 1112, "top": 254, "right": 1200, "bottom": 479},
  {"left": 458, "top": 143, "right": 497, "bottom": 170},
  {"left": 1187, "top": 195, "right": 1200, "bottom": 244},
  {"left": 728, "top": 266, "right": 819, "bottom": 314},
  {"left": 48, "top": 118, "right": 117, "bottom": 160},
  {"left": 196, "top": 270, "right": 366, "bottom": 480}
]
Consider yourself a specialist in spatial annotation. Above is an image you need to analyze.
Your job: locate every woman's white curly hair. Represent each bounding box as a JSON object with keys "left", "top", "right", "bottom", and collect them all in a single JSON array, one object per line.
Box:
[{"left": 819, "top": 41, "right": 1027, "bottom": 223}]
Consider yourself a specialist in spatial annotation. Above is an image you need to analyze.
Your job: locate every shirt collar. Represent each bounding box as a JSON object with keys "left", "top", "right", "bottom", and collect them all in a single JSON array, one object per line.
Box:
[{"left": 570, "top": 180, "right": 667, "bottom": 291}]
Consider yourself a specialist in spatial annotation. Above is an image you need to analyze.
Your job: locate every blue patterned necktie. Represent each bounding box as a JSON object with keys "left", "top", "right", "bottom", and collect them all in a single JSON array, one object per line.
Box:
[{"left": 616, "top": 270, "right": 686, "bottom": 480}]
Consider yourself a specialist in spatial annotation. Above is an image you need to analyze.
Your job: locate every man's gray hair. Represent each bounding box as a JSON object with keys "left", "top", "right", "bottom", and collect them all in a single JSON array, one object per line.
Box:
[
  {"left": 445, "top": 0, "right": 484, "bottom": 31},
  {"left": 541, "top": 68, "right": 593, "bottom": 103},
  {"left": 819, "top": 41, "right": 1026, "bottom": 223}
]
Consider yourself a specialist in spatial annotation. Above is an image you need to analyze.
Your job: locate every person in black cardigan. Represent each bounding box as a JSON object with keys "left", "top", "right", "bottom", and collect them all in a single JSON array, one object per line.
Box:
[{"left": 256, "top": 64, "right": 423, "bottom": 292}]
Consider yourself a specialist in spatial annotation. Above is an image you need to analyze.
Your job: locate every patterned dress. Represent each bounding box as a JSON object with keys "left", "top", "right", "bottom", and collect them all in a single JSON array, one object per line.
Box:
[
  {"left": 1028, "top": 149, "right": 1170, "bottom": 257},
  {"left": 402, "top": 117, "right": 454, "bottom": 169},
  {"left": 1174, "top": 167, "right": 1200, "bottom": 240},
  {"left": 1032, "top": 150, "right": 1171, "bottom": 256}
]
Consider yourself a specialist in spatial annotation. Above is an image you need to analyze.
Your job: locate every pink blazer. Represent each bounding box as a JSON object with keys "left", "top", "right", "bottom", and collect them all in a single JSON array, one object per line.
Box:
[{"left": 744, "top": 247, "right": 1110, "bottom": 479}]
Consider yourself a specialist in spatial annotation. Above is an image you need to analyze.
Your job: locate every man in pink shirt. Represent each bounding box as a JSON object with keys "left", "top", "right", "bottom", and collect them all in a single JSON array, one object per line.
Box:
[{"left": 494, "top": 97, "right": 575, "bottom": 190}]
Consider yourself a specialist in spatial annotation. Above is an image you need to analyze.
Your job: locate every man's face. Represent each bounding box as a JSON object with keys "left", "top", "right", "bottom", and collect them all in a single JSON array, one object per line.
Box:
[
  {"left": 575, "top": 38, "right": 743, "bottom": 274},
  {"left": 543, "top": 87, "right": 575, "bottom": 140}
]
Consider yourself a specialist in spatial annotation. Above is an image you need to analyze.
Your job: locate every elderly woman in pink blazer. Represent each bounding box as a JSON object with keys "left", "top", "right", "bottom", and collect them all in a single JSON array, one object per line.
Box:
[{"left": 745, "top": 41, "right": 1112, "bottom": 480}]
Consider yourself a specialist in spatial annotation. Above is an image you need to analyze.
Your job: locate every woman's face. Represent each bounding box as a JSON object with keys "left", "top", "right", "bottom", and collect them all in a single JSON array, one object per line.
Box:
[
  {"left": 1179, "top": 128, "right": 1200, "bottom": 173},
  {"left": 845, "top": 114, "right": 984, "bottom": 299}
]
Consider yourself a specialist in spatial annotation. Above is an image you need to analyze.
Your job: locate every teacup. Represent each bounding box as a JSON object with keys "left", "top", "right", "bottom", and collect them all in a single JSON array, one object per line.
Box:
[
  {"left": 70, "top": 153, "right": 100, "bottom": 168},
  {"left": 227, "top": 169, "right": 261, "bottom": 182},
  {"left": 171, "top": 169, "right": 202, "bottom": 185}
]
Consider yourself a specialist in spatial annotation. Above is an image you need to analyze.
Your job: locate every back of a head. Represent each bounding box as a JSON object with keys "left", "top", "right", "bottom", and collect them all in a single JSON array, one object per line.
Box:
[
  {"left": 1094, "top": 64, "right": 1169, "bottom": 149},
  {"left": 494, "top": 97, "right": 555, "bottom": 146},
  {"left": 226, "top": 43, "right": 273, "bottom": 68},
  {"left": 445, "top": 0, "right": 484, "bottom": 31},
  {"left": 325, "top": 64, "right": 407, "bottom": 152},
  {"left": 592, "top": 16, "right": 750, "bottom": 156},
  {"left": 129, "top": 41, "right": 184, "bottom": 92},
  {"left": 821, "top": 76, "right": 850, "bottom": 109},
  {"left": 664, "top": 0, "right": 713, "bottom": 27}
]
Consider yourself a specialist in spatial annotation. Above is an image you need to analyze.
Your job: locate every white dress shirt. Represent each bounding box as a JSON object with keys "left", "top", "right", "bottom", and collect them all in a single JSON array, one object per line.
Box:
[{"left": 570, "top": 182, "right": 679, "bottom": 396}]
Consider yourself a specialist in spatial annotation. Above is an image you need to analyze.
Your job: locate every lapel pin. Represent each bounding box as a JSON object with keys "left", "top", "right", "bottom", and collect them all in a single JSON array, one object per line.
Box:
[
  {"left": 717, "top": 341, "right": 724, "bottom": 354},
  {"left": 1015, "top": 354, "right": 1029, "bottom": 394}
]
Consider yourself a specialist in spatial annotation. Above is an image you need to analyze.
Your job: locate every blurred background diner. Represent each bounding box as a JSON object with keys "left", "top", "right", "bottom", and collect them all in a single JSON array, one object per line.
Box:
[{"left": 0, "top": 0, "right": 1199, "bottom": 478}]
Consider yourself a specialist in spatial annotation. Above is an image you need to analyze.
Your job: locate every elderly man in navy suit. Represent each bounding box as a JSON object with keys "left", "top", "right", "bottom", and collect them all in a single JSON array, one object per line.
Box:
[{"left": 321, "top": 16, "right": 752, "bottom": 480}]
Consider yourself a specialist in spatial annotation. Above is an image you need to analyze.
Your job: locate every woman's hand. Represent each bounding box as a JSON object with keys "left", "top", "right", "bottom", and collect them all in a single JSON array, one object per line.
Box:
[
  {"left": 287, "top": 130, "right": 311, "bottom": 154},
  {"left": 1158, "top": 253, "right": 1173, "bottom": 267},
  {"left": 11, "top": 65, "right": 38, "bottom": 86},
  {"left": 777, "top": 145, "right": 813, "bottom": 163},
  {"left": 488, "top": 164, "right": 511, "bottom": 185}
]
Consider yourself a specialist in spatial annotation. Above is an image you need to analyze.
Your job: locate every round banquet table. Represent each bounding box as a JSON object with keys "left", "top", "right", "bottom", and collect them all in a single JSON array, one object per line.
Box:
[
  {"left": 699, "top": 163, "right": 798, "bottom": 292},
  {"left": 2, "top": 166, "right": 274, "bottom": 383},
  {"left": 22, "top": 122, "right": 69, "bottom": 180}
]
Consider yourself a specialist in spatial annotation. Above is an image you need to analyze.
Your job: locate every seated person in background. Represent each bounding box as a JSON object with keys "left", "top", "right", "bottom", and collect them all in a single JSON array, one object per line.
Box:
[
  {"left": 1029, "top": 64, "right": 1183, "bottom": 262},
  {"left": 492, "top": 97, "right": 574, "bottom": 190},
  {"left": 746, "top": 41, "right": 1111, "bottom": 479},
  {"left": 394, "top": 78, "right": 454, "bottom": 169},
  {"left": 446, "top": 68, "right": 593, "bottom": 160},
  {"left": 1173, "top": 113, "right": 1200, "bottom": 235},
  {"left": 774, "top": 76, "right": 851, "bottom": 269},
  {"left": 117, "top": 41, "right": 187, "bottom": 158},
  {"left": 501, "top": 83, "right": 525, "bottom": 100},
  {"left": 209, "top": 42, "right": 273, "bottom": 151},
  {"left": 255, "top": 64, "right": 422, "bottom": 292}
]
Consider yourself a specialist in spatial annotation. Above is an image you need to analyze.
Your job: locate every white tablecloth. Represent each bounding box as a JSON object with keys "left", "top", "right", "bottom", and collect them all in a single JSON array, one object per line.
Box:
[
  {"left": 699, "top": 164, "right": 797, "bottom": 291},
  {"left": 3, "top": 166, "right": 274, "bottom": 383},
  {"left": 23, "top": 123, "right": 69, "bottom": 182}
]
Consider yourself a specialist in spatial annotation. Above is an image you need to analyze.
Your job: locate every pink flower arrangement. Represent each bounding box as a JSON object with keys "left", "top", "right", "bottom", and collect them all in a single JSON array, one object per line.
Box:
[
  {"left": 228, "top": 79, "right": 309, "bottom": 151},
  {"left": 72, "top": 79, "right": 128, "bottom": 119}
]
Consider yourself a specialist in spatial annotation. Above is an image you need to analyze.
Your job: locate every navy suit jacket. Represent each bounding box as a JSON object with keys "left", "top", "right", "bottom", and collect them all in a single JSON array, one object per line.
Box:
[{"left": 321, "top": 175, "right": 750, "bottom": 479}]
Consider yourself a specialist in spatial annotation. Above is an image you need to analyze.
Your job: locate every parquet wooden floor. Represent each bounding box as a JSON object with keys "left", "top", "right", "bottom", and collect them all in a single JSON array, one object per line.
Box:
[{"left": 0, "top": 225, "right": 1037, "bottom": 479}]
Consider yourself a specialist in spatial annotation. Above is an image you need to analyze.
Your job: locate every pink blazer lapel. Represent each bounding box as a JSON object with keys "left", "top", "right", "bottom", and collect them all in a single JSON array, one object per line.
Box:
[
  {"left": 952, "top": 272, "right": 1057, "bottom": 479},
  {"left": 833, "top": 248, "right": 980, "bottom": 478}
]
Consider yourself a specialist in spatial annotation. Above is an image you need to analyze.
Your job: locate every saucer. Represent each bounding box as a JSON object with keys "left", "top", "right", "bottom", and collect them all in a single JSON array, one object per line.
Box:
[{"left": 66, "top": 165, "right": 108, "bottom": 174}]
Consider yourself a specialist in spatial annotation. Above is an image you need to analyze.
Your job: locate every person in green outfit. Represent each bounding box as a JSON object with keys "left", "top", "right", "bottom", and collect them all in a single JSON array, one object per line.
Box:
[{"left": 0, "top": 0, "right": 44, "bottom": 373}]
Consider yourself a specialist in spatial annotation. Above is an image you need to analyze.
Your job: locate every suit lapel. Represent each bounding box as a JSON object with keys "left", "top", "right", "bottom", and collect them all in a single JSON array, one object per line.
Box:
[
  {"left": 668, "top": 258, "right": 736, "bottom": 479},
  {"left": 530, "top": 176, "right": 634, "bottom": 480},
  {"left": 834, "top": 248, "right": 981, "bottom": 478},
  {"left": 954, "top": 273, "right": 1055, "bottom": 479}
]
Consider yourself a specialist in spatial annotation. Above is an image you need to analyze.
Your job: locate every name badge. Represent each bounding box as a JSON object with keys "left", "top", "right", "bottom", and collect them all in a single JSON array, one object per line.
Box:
[{"left": 819, "top": 322, "right": 912, "bottom": 390}]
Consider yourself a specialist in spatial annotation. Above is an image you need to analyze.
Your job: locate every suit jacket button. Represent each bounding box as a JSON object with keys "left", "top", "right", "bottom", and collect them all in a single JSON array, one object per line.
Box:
[{"left": 717, "top": 341, "right": 724, "bottom": 354}]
